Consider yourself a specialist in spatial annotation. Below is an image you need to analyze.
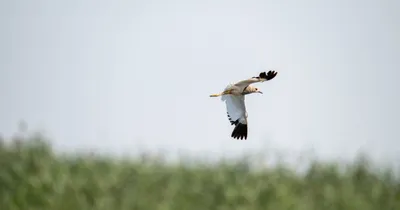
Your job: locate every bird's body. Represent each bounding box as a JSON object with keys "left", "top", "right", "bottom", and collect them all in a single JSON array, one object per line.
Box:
[{"left": 210, "top": 71, "right": 278, "bottom": 140}]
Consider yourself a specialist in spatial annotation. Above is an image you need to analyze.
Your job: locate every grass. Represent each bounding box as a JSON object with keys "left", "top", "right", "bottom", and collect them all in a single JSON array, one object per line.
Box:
[{"left": 0, "top": 131, "right": 399, "bottom": 210}]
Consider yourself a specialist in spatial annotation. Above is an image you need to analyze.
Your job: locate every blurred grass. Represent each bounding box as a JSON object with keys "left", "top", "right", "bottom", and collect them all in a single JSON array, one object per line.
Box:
[{"left": 0, "top": 131, "right": 399, "bottom": 210}]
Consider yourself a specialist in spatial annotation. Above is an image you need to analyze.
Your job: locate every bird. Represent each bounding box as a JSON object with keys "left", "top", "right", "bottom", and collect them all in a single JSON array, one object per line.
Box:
[{"left": 209, "top": 70, "right": 278, "bottom": 140}]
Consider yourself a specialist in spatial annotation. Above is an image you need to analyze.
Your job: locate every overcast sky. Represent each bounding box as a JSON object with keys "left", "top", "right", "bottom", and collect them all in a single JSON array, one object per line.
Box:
[{"left": 1, "top": 0, "right": 399, "bottom": 163}]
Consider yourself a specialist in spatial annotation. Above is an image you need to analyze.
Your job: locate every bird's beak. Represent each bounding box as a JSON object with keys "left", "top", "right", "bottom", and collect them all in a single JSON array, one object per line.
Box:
[{"left": 258, "top": 91, "right": 263, "bottom": 94}]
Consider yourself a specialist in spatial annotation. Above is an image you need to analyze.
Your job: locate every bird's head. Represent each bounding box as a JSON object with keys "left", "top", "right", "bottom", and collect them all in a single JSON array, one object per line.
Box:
[
  {"left": 254, "top": 87, "right": 263, "bottom": 94},
  {"left": 244, "top": 86, "right": 263, "bottom": 95}
]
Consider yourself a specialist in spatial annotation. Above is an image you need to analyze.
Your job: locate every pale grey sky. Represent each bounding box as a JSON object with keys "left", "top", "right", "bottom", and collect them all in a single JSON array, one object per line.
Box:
[{"left": 1, "top": 0, "right": 399, "bottom": 162}]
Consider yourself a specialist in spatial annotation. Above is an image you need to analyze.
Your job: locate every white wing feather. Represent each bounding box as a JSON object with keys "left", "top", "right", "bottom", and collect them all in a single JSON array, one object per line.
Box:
[
  {"left": 233, "top": 77, "right": 266, "bottom": 90},
  {"left": 221, "top": 94, "right": 247, "bottom": 125}
]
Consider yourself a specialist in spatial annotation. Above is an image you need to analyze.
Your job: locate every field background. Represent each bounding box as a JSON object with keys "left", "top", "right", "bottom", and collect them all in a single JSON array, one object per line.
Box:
[{"left": 0, "top": 131, "right": 399, "bottom": 210}]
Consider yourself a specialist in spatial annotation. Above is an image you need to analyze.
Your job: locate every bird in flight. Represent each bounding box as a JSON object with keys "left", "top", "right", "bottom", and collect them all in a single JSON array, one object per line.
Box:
[{"left": 210, "top": 70, "right": 278, "bottom": 140}]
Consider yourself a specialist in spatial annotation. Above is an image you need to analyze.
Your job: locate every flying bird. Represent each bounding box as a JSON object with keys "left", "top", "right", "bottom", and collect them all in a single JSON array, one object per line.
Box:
[{"left": 210, "top": 70, "right": 278, "bottom": 140}]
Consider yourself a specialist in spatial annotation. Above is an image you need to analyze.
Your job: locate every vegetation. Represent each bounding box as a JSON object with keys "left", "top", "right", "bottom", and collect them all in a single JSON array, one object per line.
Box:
[{"left": 0, "top": 131, "right": 399, "bottom": 210}]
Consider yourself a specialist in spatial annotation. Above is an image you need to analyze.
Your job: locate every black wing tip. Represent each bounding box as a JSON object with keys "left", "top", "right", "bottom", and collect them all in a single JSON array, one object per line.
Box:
[
  {"left": 227, "top": 113, "right": 239, "bottom": 125},
  {"left": 258, "top": 70, "right": 278, "bottom": 80},
  {"left": 231, "top": 123, "right": 248, "bottom": 140}
]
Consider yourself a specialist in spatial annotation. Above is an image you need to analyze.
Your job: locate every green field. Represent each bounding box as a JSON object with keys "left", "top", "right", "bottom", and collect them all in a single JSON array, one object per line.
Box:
[{"left": 0, "top": 132, "right": 399, "bottom": 210}]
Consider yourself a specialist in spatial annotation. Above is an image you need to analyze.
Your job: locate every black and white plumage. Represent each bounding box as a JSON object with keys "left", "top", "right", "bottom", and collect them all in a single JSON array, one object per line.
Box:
[{"left": 210, "top": 71, "right": 278, "bottom": 140}]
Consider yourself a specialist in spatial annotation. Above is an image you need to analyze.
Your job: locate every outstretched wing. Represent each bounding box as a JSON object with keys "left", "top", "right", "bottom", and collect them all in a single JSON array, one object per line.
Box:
[
  {"left": 221, "top": 94, "right": 248, "bottom": 140},
  {"left": 234, "top": 70, "right": 278, "bottom": 90}
]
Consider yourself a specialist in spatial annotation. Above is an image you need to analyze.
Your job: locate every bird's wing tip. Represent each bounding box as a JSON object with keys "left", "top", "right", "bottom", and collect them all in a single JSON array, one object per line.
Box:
[{"left": 259, "top": 70, "right": 278, "bottom": 80}]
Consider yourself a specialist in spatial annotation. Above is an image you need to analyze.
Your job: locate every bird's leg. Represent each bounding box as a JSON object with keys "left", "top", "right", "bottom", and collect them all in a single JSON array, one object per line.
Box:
[
  {"left": 222, "top": 90, "right": 233, "bottom": 95},
  {"left": 209, "top": 93, "right": 221, "bottom": 97},
  {"left": 209, "top": 90, "right": 232, "bottom": 97}
]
